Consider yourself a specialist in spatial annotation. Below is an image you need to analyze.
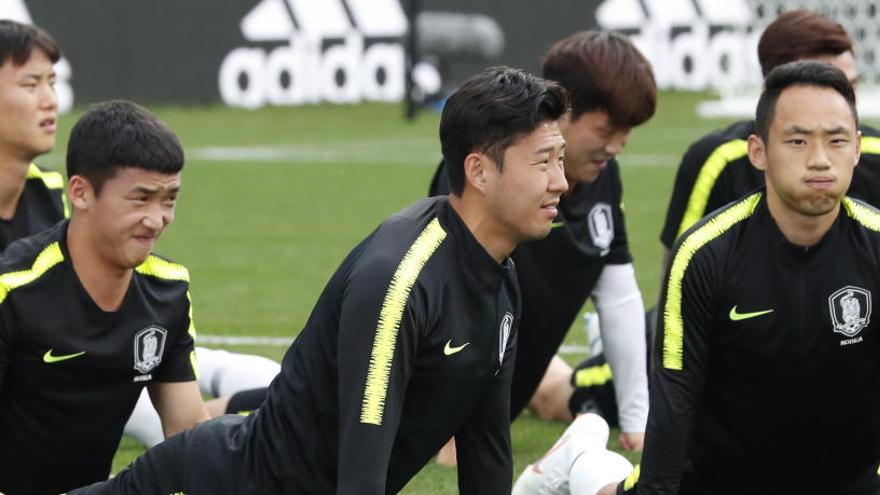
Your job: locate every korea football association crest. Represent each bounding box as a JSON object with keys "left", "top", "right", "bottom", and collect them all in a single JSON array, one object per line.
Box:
[
  {"left": 828, "top": 286, "right": 871, "bottom": 338},
  {"left": 133, "top": 326, "right": 168, "bottom": 374},
  {"left": 499, "top": 312, "right": 514, "bottom": 364},
  {"left": 587, "top": 203, "right": 614, "bottom": 256}
]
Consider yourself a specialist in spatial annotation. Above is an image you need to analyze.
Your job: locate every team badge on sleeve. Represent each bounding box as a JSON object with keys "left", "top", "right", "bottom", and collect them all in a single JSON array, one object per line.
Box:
[
  {"left": 587, "top": 203, "right": 614, "bottom": 255},
  {"left": 828, "top": 286, "right": 871, "bottom": 338},
  {"left": 133, "top": 326, "right": 168, "bottom": 374}
]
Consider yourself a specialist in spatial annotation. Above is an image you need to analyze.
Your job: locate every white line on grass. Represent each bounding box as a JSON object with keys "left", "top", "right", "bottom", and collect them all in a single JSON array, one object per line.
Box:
[{"left": 199, "top": 334, "right": 590, "bottom": 355}]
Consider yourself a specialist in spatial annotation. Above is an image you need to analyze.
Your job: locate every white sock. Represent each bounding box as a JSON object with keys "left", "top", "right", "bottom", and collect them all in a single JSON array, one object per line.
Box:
[
  {"left": 569, "top": 450, "right": 632, "bottom": 495},
  {"left": 195, "top": 346, "right": 280, "bottom": 397}
]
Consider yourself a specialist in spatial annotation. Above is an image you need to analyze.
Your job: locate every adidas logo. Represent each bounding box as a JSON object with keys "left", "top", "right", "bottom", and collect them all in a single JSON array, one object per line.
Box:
[
  {"left": 596, "top": 0, "right": 761, "bottom": 91},
  {"left": 0, "top": 0, "right": 74, "bottom": 112},
  {"left": 219, "top": 0, "right": 408, "bottom": 108}
]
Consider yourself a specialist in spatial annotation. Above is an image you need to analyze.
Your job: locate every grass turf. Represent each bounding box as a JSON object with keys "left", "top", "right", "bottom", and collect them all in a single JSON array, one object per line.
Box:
[{"left": 40, "top": 93, "right": 830, "bottom": 492}]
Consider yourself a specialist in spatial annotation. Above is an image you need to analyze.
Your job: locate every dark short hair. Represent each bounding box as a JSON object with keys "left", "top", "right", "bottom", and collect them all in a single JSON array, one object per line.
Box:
[
  {"left": 440, "top": 66, "right": 568, "bottom": 196},
  {"left": 542, "top": 31, "right": 656, "bottom": 127},
  {"left": 0, "top": 20, "right": 60, "bottom": 67},
  {"left": 67, "top": 100, "right": 185, "bottom": 194},
  {"left": 758, "top": 10, "right": 853, "bottom": 77},
  {"left": 755, "top": 60, "right": 857, "bottom": 142}
]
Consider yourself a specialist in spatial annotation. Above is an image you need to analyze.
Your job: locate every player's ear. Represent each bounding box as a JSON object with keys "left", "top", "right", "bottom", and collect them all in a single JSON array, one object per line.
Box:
[
  {"left": 463, "top": 152, "right": 492, "bottom": 194},
  {"left": 854, "top": 129, "right": 862, "bottom": 167},
  {"left": 67, "top": 175, "right": 95, "bottom": 211},
  {"left": 748, "top": 134, "right": 768, "bottom": 171}
]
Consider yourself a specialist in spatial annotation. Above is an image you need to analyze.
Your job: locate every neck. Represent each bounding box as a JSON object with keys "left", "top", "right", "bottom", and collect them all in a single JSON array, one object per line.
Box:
[
  {"left": 0, "top": 157, "right": 32, "bottom": 220},
  {"left": 448, "top": 193, "right": 513, "bottom": 264},
  {"left": 765, "top": 191, "right": 840, "bottom": 247},
  {"left": 67, "top": 216, "right": 133, "bottom": 312}
]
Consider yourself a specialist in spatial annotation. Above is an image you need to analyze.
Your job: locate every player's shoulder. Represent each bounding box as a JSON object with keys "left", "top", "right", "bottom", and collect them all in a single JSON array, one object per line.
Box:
[
  {"left": 0, "top": 222, "right": 67, "bottom": 302},
  {"left": 841, "top": 196, "right": 880, "bottom": 236},
  {"left": 680, "top": 119, "right": 753, "bottom": 168},
  {"left": 26, "top": 163, "right": 65, "bottom": 190},
  {"left": 859, "top": 124, "right": 880, "bottom": 157},
  {"left": 671, "top": 190, "right": 763, "bottom": 262},
  {"left": 134, "top": 253, "right": 190, "bottom": 287}
]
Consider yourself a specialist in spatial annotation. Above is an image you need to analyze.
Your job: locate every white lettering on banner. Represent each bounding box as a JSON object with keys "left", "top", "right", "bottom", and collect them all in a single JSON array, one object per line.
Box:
[
  {"left": 595, "top": 0, "right": 760, "bottom": 92},
  {"left": 219, "top": 0, "right": 407, "bottom": 108}
]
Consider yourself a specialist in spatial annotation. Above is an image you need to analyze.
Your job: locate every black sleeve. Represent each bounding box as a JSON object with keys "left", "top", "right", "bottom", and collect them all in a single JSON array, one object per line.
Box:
[
  {"left": 152, "top": 288, "right": 197, "bottom": 383},
  {"left": 428, "top": 160, "right": 451, "bottom": 196},
  {"left": 336, "top": 258, "right": 425, "bottom": 494},
  {"left": 660, "top": 135, "right": 723, "bottom": 249},
  {"left": 607, "top": 161, "right": 632, "bottom": 264},
  {"left": 0, "top": 305, "right": 11, "bottom": 391},
  {"left": 455, "top": 335, "right": 516, "bottom": 495},
  {"left": 627, "top": 243, "right": 716, "bottom": 494}
]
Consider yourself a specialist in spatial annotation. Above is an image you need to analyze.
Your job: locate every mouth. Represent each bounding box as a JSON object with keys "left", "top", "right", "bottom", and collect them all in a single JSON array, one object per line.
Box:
[
  {"left": 39, "top": 117, "right": 57, "bottom": 134},
  {"left": 804, "top": 177, "right": 836, "bottom": 191},
  {"left": 540, "top": 198, "right": 560, "bottom": 218},
  {"left": 132, "top": 233, "right": 158, "bottom": 246}
]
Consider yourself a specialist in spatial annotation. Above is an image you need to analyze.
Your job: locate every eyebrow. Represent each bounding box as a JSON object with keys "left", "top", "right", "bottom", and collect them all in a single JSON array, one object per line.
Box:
[
  {"left": 534, "top": 143, "right": 565, "bottom": 156},
  {"left": 130, "top": 185, "right": 180, "bottom": 194},
  {"left": 785, "top": 125, "right": 850, "bottom": 135}
]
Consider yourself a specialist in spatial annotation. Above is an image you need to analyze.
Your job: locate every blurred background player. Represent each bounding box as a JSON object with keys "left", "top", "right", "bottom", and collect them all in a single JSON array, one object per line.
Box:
[
  {"left": 621, "top": 60, "right": 880, "bottom": 494},
  {"left": 71, "top": 66, "right": 568, "bottom": 495},
  {"left": 430, "top": 30, "right": 656, "bottom": 455},
  {"left": 0, "top": 20, "right": 65, "bottom": 250},
  {"left": 0, "top": 100, "right": 209, "bottom": 495},
  {"left": 513, "top": 413, "right": 632, "bottom": 495}
]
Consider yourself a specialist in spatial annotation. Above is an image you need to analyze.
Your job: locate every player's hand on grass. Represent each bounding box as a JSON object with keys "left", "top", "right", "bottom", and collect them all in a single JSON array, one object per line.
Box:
[{"left": 619, "top": 431, "right": 644, "bottom": 452}]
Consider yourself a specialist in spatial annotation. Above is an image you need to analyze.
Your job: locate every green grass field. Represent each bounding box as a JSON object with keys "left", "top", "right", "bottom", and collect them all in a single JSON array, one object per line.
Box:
[{"left": 38, "top": 92, "right": 796, "bottom": 492}]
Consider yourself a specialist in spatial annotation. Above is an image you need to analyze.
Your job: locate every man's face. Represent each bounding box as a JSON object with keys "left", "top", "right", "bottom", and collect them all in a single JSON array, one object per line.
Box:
[
  {"left": 84, "top": 168, "right": 181, "bottom": 270},
  {"left": 0, "top": 49, "right": 57, "bottom": 162},
  {"left": 812, "top": 50, "right": 859, "bottom": 89},
  {"left": 484, "top": 120, "right": 568, "bottom": 243},
  {"left": 749, "top": 85, "right": 859, "bottom": 219},
  {"left": 559, "top": 110, "right": 631, "bottom": 185}
]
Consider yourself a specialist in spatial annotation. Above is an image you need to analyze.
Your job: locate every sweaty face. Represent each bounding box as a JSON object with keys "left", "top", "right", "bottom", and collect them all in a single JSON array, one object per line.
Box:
[
  {"left": 484, "top": 120, "right": 568, "bottom": 243},
  {"left": 0, "top": 49, "right": 57, "bottom": 162},
  {"left": 559, "top": 111, "right": 631, "bottom": 185},
  {"left": 86, "top": 168, "right": 181, "bottom": 270},
  {"left": 752, "top": 85, "right": 859, "bottom": 220}
]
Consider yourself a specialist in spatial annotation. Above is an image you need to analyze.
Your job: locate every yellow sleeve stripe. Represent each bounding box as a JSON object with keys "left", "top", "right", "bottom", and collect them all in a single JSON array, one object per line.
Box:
[
  {"left": 663, "top": 192, "right": 761, "bottom": 370},
  {"left": 677, "top": 139, "right": 749, "bottom": 239},
  {"left": 0, "top": 242, "right": 65, "bottom": 305},
  {"left": 623, "top": 464, "right": 641, "bottom": 491},
  {"left": 360, "top": 218, "right": 447, "bottom": 425},
  {"left": 27, "top": 163, "right": 69, "bottom": 217},
  {"left": 573, "top": 363, "right": 612, "bottom": 388},
  {"left": 861, "top": 136, "right": 880, "bottom": 155},
  {"left": 842, "top": 197, "right": 880, "bottom": 232},
  {"left": 135, "top": 256, "right": 190, "bottom": 282}
]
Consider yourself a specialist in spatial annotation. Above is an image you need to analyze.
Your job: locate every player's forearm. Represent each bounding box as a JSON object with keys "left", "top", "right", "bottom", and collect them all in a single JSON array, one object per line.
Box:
[{"left": 593, "top": 264, "right": 649, "bottom": 432}]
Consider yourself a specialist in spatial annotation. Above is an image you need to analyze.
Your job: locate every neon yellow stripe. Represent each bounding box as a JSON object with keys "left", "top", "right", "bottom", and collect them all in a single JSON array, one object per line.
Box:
[
  {"left": 843, "top": 197, "right": 880, "bottom": 232},
  {"left": 623, "top": 464, "right": 641, "bottom": 491},
  {"left": 573, "top": 363, "right": 612, "bottom": 387},
  {"left": 861, "top": 136, "right": 880, "bottom": 155},
  {"left": 664, "top": 192, "right": 761, "bottom": 370},
  {"left": 360, "top": 218, "right": 447, "bottom": 425},
  {"left": 135, "top": 256, "right": 190, "bottom": 282},
  {"left": 0, "top": 242, "right": 64, "bottom": 304},
  {"left": 677, "top": 140, "right": 749, "bottom": 238},
  {"left": 185, "top": 290, "right": 199, "bottom": 379},
  {"left": 27, "top": 163, "right": 65, "bottom": 190}
]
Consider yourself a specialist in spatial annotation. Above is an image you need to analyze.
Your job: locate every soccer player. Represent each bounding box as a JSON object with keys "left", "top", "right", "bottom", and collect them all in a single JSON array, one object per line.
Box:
[
  {"left": 70, "top": 66, "right": 568, "bottom": 495},
  {"left": 572, "top": 8, "right": 880, "bottom": 433},
  {"left": 0, "top": 20, "right": 66, "bottom": 250},
  {"left": 661, "top": 9, "right": 880, "bottom": 264},
  {"left": 620, "top": 60, "right": 880, "bottom": 494},
  {"left": 431, "top": 31, "right": 655, "bottom": 450},
  {"left": 0, "top": 100, "right": 209, "bottom": 495},
  {"left": 512, "top": 413, "right": 633, "bottom": 495}
]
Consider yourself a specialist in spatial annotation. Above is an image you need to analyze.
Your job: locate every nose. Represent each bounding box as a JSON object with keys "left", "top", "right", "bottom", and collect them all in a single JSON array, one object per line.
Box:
[
  {"left": 142, "top": 203, "right": 173, "bottom": 231},
  {"left": 604, "top": 130, "right": 631, "bottom": 156},
  {"left": 40, "top": 82, "right": 58, "bottom": 111},
  {"left": 549, "top": 159, "right": 569, "bottom": 195},
  {"left": 807, "top": 142, "right": 832, "bottom": 170}
]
